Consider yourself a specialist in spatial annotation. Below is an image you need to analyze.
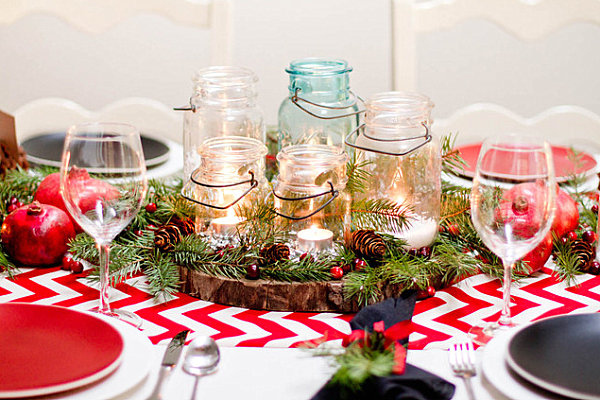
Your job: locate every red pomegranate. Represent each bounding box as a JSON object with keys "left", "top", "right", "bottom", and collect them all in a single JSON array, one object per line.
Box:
[
  {"left": 495, "top": 182, "right": 550, "bottom": 239},
  {"left": 1, "top": 202, "right": 76, "bottom": 267},
  {"left": 34, "top": 169, "right": 119, "bottom": 231},
  {"left": 521, "top": 232, "right": 553, "bottom": 275},
  {"left": 552, "top": 187, "right": 579, "bottom": 238}
]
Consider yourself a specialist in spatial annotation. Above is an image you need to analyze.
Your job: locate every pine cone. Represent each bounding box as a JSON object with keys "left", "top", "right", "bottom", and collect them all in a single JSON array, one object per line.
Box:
[
  {"left": 347, "top": 229, "right": 386, "bottom": 259},
  {"left": 154, "top": 217, "right": 195, "bottom": 252},
  {"left": 259, "top": 243, "right": 290, "bottom": 265},
  {"left": 572, "top": 239, "right": 596, "bottom": 272}
]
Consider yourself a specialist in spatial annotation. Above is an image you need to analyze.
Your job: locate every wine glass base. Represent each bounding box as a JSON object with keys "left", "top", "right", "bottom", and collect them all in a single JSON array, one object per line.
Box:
[
  {"left": 468, "top": 321, "right": 515, "bottom": 346},
  {"left": 92, "top": 308, "right": 143, "bottom": 329}
]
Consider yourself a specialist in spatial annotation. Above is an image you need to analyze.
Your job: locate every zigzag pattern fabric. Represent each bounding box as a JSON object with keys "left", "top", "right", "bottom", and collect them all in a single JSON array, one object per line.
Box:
[{"left": 3, "top": 265, "right": 599, "bottom": 348}]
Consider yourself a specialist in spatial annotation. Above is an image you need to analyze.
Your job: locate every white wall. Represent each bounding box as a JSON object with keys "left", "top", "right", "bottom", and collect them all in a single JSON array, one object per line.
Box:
[{"left": 0, "top": 0, "right": 598, "bottom": 128}]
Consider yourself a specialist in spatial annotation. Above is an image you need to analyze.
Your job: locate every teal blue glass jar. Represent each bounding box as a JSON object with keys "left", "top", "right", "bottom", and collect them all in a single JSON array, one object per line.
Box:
[{"left": 278, "top": 58, "right": 361, "bottom": 150}]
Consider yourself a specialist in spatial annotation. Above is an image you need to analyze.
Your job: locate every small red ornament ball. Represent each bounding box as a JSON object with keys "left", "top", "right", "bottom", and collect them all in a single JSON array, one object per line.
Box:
[
  {"left": 354, "top": 258, "right": 367, "bottom": 271},
  {"left": 61, "top": 254, "right": 73, "bottom": 271},
  {"left": 145, "top": 202, "right": 158, "bottom": 213},
  {"left": 70, "top": 259, "right": 84, "bottom": 274},
  {"left": 245, "top": 264, "right": 260, "bottom": 280},
  {"left": 566, "top": 231, "right": 578, "bottom": 242},
  {"left": 582, "top": 230, "right": 598, "bottom": 244},
  {"left": 330, "top": 266, "right": 344, "bottom": 280}
]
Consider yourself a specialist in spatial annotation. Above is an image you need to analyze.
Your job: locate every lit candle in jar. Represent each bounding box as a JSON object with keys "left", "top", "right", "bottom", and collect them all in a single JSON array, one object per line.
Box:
[
  {"left": 210, "top": 214, "right": 245, "bottom": 236},
  {"left": 297, "top": 225, "right": 334, "bottom": 253}
]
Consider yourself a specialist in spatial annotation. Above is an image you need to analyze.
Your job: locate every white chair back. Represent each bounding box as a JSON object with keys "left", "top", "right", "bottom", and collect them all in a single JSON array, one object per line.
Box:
[
  {"left": 391, "top": 0, "right": 600, "bottom": 146},
  {"left": 1, "top": 0, "right": 233, "bottom": 144}
]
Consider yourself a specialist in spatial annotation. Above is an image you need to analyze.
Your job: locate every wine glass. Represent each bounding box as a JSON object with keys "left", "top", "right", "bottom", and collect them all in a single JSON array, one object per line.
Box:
[
  {"left": 469, "top": 134, "right": 555, "bottom": 344},
  {"left": 60, "top": 122, "right": 148, "bottom": 324}
]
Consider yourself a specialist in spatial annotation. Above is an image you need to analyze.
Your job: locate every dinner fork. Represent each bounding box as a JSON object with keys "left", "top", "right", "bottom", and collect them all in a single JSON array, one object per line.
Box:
[{"left": 449, "top": 341, "right": 477, "bottom": 400}]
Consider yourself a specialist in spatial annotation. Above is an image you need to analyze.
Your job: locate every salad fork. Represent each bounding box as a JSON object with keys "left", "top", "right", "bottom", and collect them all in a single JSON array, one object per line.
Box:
[{"left": 449, "top": 341, "right": 477, "bottom": 400}]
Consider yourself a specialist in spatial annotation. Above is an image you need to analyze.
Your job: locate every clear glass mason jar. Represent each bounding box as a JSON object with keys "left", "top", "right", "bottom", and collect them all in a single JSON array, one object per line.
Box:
[
  {"left": 182, "top": 136, "right": 268, "bottom": 245},
  {"left": 347, "top": 92, "right": 441, "bottom": 249},
  {"left": 278, "top": 58, "right": 361, "bottom": 151},
  {"left": 273, "top": 144, "right": 351, "bottom": 256},
  {"left": 183, "top": 66, "right": 265, "bottom": 181}
]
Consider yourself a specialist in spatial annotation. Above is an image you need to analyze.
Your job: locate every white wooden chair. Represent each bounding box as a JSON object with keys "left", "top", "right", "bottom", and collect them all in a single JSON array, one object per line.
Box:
[
  {"left": 391, "top": 0, "right": 600, "bottom": 146},
  {"left": 1, "top": 0, "right": 233, "bottom": 145}
]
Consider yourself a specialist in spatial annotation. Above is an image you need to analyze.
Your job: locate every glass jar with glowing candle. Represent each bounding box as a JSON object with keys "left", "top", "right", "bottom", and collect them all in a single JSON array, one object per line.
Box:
[
  {"left": 180, "top": 66, "right": 265, "bottom": 181},
  {"left": 273, "top": 144, "right": 351, "bottom": 256},
  {"left": 278, "top": 58, "right": 361, "bottom": 151},
  {"left": 346, "top": 92, "right": 441, "bottom": 249},
  {"left": 182, "top": 136, "right": 268, "bottom": 245}
]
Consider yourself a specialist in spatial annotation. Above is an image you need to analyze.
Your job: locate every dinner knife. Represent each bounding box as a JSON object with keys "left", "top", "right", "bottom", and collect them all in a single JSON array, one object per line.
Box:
[{"left": 146, "top": 329, "right": 190, "bottom": 400}]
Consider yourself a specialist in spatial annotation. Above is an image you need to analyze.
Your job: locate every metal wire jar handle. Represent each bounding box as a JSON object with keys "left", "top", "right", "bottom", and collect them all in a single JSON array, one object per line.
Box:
[
  {"left": 344, "top": 122, "right": 432, "bottom": 156},
  {"left": 272, "top": 181, "right": 338, "bottom": 221},
  {"left": 173, "top": 96, "right": 197, "bottom": 112},
  {"left": 291, "top": 88, "right": 365, "bottom": 120},
  {"left": 180, "top": 170, "right": 257, "bottom": 210}
]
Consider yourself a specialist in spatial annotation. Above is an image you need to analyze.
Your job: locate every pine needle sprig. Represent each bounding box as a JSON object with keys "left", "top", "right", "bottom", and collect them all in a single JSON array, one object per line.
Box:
[
  {"left": 261, "top": 257, "right": 332, "bottom": 282},
  {"left": 551, "top": 233, "right": 584, "bottom": 286},
  {"left": 351, "top": 198, "right": 412, "bottom": 233},
  {"left": 441, "top": 133, "right": 467, "bottom": 176},
  {"left": 0, "top": 245, "right": 18, "bottom": 278},
  {"left": 329, "top": 341, "right": 396, "bottom": 393},
  {"left": 141, "top": 250, "right": 181, "bottom": 297},
  {"left": 343, "top": 261, "right": 385, "bottom": 306},
  {"left": 346, "top": 152, "right": 373, "bottom": 195}
]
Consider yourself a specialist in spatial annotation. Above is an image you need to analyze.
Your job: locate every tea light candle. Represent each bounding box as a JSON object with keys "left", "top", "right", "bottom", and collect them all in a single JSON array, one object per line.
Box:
[
  {"left": 297, "top": 226, "right": 334, "bottom": 253},
  {"left": 210, "top": 215, "right": 245, "bottom": 236}
]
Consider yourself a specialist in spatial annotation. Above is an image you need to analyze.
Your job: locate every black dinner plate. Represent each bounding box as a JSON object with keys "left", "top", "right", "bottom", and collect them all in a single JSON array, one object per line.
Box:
[
  {"left": 21, "top": 132, "right": 170, "bottom": 168},
  {"left": 506, "top": 313, "right": 600, "bottom": 400}
]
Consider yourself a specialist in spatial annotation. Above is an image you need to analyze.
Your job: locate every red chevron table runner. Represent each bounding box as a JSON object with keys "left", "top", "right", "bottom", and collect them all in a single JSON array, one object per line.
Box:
[{"left": 2, "top": 265, "right": 598, "bottom": 348}]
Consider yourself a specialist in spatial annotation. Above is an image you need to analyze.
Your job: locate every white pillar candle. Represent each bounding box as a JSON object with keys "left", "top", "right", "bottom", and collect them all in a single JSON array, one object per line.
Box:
[
  {"left": 210, "top": 215, "right": 245, "bottom": 236},
  {"left": 398, "top": 217, "right": 438, "bottom": 249},
  {"left": 297, "top": 226, "right": 334, "bottom": 253}
]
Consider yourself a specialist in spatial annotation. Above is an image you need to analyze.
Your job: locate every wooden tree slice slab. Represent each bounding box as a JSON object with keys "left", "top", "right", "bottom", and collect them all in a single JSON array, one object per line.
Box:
[{"left": 178, "top": 267, "right": 404, "bottom": 312}]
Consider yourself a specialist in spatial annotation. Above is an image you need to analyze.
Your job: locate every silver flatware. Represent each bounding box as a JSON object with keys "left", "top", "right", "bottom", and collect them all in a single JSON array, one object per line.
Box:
[
  {"left": 146, "top": 329, "right": 190, "bottom": 400},
  {"left": 449, "top": 340, "right": 477, "bottom": 400},
  {"left": 182, "top": 336, "right": 220, "bottom": 400}
]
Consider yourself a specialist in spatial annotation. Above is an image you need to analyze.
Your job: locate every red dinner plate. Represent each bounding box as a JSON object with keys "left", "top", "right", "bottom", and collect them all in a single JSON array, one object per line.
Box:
[
  {"left": 458, "top": 143, "right": 597, "bottom": 183},
  {"left": 0, "top": 303, "right": 124, "bottom": 398}
]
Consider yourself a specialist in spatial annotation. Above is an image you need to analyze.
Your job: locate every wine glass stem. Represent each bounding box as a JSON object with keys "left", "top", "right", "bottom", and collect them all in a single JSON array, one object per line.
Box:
[
  {"left": 498, "top": 260, "right": 514, "bottom": 327},
  {"left": 97, "top": 242, "right": 112, "bottom": 314}
]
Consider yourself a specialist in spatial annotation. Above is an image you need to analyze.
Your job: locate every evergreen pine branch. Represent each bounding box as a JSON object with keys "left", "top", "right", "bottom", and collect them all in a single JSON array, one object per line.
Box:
[
  {"left": 343, "top": 261, "right": 386, "bottom": 306},
  {"left": 172, "top": 235, "right": 247, "bottom": 279},
  {"left": 262, "top": 257, "right": 332, "bottom": 282},
  {"left": 551, "top": 233, "right": 583, "bottom": 286},
  {"left": 0, "top": 245, "right": 18, "bottom": 278},
  {"left": 351, "top": 198, "right": 412, "bottom": 233},
  {"left": 441, "top": 133, "right": 467, "bottom": 176},
  {"left": 346, "top": 152, "right": 373, "bottom": 195},
  {"left": 141, "top": 250, "right": 181, "bottom": 297}
]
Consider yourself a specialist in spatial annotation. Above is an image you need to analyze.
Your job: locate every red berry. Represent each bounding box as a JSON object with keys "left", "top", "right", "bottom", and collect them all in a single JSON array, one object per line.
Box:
[
  {"left": 134, "top": 230, "right": 144, "bottom": 236},
  {"left": 566, "top": 231, "right": 578, "bottom": 242},
  {"left": 9, "top": 196, "right": 18, "bottom": 205},
  {"left": 427, "top": 285, "right": 436, "bottom": 297},
  {"left": 7, "top": 204, "right": 17, "bottom": 213},
  {"left": 245, "top": 264, "right": 260, "bottom": 280},
  {"left": 588, "top": 261, "right": 600, "bottom": 275},
  {"left": 593, "top": 204, "right": 599, "bottom": 214},
  {"left": 15, "top": 201, "right": 24, "bottom": 208},
  {"left": 61, "top": 254, "right": 73, "bottom": 271},
  {"left": 408, "top": 248, "right": 419, "bottom": 257},
  {"left": 147, "top": 224, "right": 157, "bottom": 230},
  {"left": 299, "top": 252, "right": 313, "bottom": 262},
  {"left": 438, "top": 225, "right": 446, "bottom": 233},
  {"left": 341, "top": 263, "right": 352, "bottom": 273},
  {"left": 582, "top": 230, "right": 598, "bottom": 244},
  {"left": 70, "top": 259, "right": 84, "bottom": 274},
  {"left": 330, "top": 266, "right": 344, "bottom": 280},
  {"left": 447, "top": 224, "right": 460, "bottom": 236},
  {"left": 419, "top": 246, "right": 432, "bottom": 258},
  {"left": 216, "top": 249, "right": 225, "bottom": 258},
  {"left": 354, "top": 258, "right": 367, "bottom": 271},
  {"left": 145, "top": 202, "right": 157, "bottom": 213}
]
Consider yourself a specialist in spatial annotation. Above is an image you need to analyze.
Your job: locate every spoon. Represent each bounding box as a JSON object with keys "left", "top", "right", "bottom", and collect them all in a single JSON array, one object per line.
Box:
[{"left": 182, "top": 336, "right": 220, "bottom": 400}]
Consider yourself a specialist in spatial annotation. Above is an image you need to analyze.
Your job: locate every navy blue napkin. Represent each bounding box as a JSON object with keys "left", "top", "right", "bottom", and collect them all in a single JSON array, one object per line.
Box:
[{"left": 311, "top": 292, "right": 456, "bottom": 400}]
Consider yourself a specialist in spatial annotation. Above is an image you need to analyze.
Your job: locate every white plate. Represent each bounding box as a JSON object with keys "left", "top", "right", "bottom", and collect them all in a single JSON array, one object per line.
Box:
[
  {"left": 482, "top": 330, "right": 566, "bottom": 400},
  {"left": 41, "top": 314, "right": 153, "bottom": 400}
]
